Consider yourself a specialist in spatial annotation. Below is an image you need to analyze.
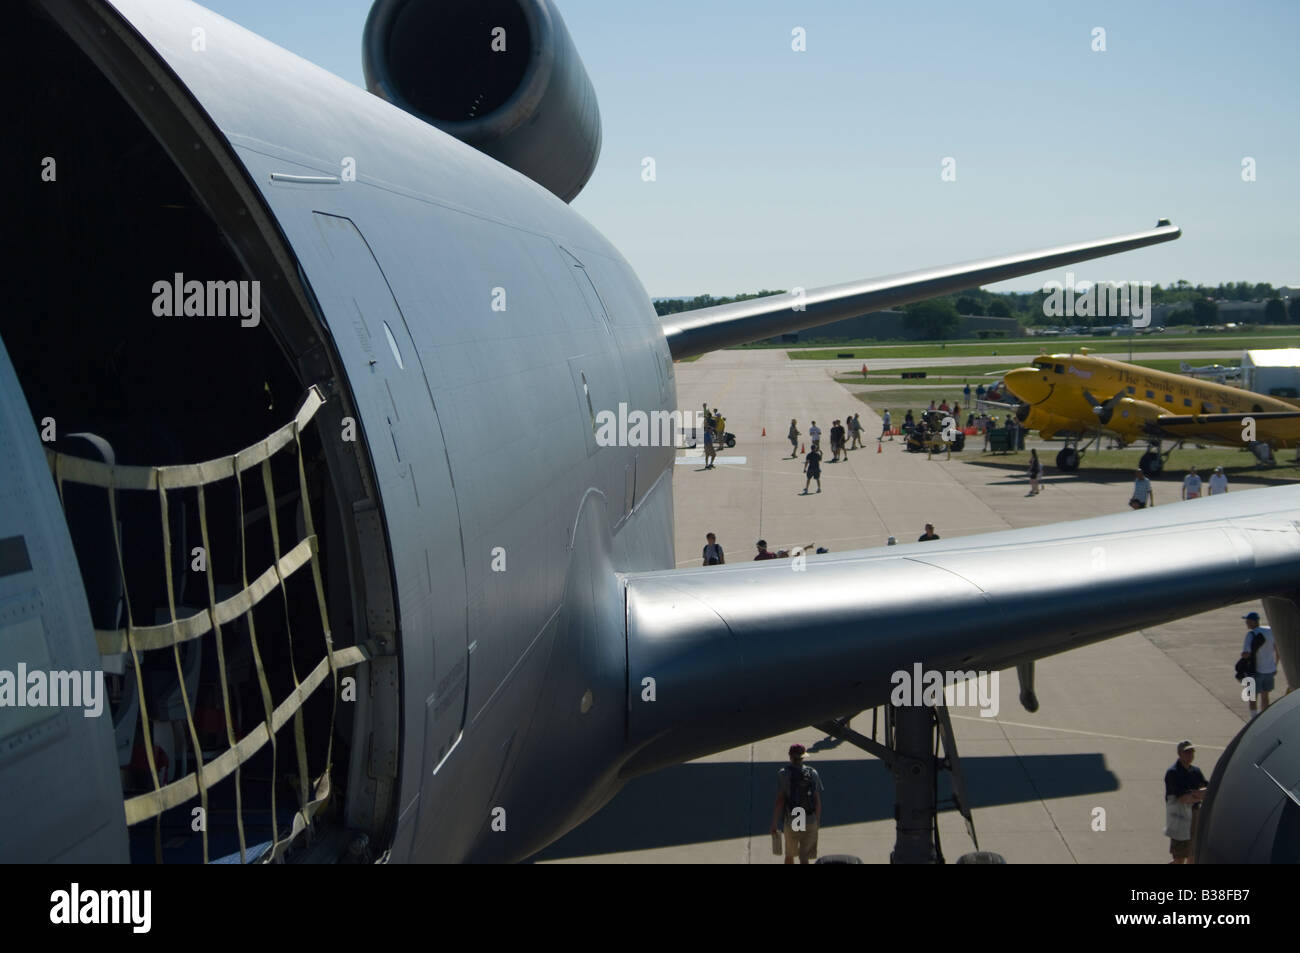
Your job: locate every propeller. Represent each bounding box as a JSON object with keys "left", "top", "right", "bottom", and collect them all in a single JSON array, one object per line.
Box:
[{"left": 1082, "top": 389, "right": 1124, "bottom": 426}]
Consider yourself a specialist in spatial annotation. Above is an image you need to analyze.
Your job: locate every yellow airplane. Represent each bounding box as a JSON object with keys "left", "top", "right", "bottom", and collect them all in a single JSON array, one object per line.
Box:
[{"left": 1003, "top": 350, "right": 1300, "bottom": 473}]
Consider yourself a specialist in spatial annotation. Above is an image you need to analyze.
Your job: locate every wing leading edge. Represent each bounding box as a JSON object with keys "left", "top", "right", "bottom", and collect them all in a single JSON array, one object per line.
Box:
[
  {"left": 619, "top": 486, "right": 1300, "bottom": 777},
  {"left": 662, "top": 222, "right": 1180, "bottom": 359}
]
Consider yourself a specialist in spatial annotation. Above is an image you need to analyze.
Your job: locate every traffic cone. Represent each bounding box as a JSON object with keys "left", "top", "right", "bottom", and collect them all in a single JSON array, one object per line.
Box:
[
  {"left": 762, "top": 427, "right": 766, "bottom": 436},
  {"left": 800, "top": 443, "right": 805, "bottom": 454},
  {"left": 877, "top": 441, "right": 882, "bottom": 453}
]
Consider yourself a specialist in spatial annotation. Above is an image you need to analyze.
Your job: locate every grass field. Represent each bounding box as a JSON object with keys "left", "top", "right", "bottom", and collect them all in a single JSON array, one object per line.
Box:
[
  {"left": 831, "top": 357, "right": 1227, "bottom": 385},
  {"left": 784, "top": 332, "right": 1295, "bottom": 362}
]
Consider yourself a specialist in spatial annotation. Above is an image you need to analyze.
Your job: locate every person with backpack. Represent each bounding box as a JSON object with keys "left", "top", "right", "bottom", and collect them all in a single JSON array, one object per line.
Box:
[
  {"left": 1240, "top": 611, "right": 1278, "bottom": 717},
  {"left": 770, "top": 743, "right": 823, "bottom": 863},
  {"left": 702, "top": 533, "right": 724, "bottom": 566}
]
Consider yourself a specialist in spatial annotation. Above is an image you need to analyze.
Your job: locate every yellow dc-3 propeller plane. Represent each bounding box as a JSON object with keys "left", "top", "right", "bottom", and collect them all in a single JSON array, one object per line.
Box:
[{"left": 1004, "top": 351, "right": 1300, "bottom": 474}]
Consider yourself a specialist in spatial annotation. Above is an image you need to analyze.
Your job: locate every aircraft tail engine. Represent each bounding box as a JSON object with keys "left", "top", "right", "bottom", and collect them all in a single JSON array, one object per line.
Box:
[{"left": 363, "top": 0, "right": 601, "bottom": 202}]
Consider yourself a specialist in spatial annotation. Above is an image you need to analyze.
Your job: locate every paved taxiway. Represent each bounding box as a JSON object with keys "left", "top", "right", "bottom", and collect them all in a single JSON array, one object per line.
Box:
[{"left": 537, "top": 347, "right": 1292, "bottom": 863}]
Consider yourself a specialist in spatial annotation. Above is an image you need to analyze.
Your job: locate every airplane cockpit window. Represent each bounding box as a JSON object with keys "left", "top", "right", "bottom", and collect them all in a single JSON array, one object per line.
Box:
[
  {"left": 1146, "top": 390, "right": 1155, "bottom": 398},
  {"left": 1054, "top": 364, "right": 1065, "bottom": 373}
]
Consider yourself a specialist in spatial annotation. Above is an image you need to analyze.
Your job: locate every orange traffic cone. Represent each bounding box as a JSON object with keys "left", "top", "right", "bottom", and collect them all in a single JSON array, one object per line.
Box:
[
  {"left": 762, "top": 427, "right": 766, "bottom": 436},
  {"left": 800, "top": 443, "right": 805, "bottom": 454},
  {"left": 877, "top": 441, "right": 882, "bottom": 453}
]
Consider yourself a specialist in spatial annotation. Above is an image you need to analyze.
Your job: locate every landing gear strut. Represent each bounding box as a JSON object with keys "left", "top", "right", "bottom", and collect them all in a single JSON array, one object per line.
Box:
[
  {"left": 815, "top": 702, "right": 1002, "bottom": 864},
  {"left": 1139, "top": 440, "right": 1179, "bottom": 475},
  {"left": 1055, "top": 432, "right": 1101, "bottom": 472}
]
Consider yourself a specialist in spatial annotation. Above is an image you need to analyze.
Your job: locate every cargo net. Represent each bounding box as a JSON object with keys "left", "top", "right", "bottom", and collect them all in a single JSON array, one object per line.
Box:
[{"left": 46, "top": 386, "right": 366, "bottom": 863}]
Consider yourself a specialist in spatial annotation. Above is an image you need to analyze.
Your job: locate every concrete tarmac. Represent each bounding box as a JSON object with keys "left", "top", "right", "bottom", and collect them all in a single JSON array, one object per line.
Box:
[{"left": 536, "top": 347, "right": 1294, "bottom": 864}]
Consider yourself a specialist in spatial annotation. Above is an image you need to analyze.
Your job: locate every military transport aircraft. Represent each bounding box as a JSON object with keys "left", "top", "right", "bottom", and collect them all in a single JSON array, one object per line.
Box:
[
  {"left": 4, "top": 0, "right": 1298, "bottom": 865},
  {"left": 1005, "top": 351, "right": 1300, "bottom": 473}
]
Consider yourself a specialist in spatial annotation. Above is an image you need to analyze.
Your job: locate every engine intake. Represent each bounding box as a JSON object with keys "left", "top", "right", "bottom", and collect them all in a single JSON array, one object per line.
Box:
[{"left": 363, "top": 0, "right": 601, "bottom": 202}]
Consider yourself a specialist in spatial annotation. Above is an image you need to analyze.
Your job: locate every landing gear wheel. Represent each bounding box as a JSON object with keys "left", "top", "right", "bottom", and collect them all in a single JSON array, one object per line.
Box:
[
  {"left": 956, "top": 851, "right": 1007, "bottom": 865},
  {"left": 1056, "top": 447, "right": 1080, "bottom": 471},
  {"left": 951, "top": 432, "right": 965, "bottom": 452},
  {"left": 1139, "top": 450, "right": 1162, "bottom": 475}
]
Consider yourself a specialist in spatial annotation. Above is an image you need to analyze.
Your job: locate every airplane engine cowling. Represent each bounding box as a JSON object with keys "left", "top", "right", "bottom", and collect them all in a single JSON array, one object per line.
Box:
[
  {"left": 1107, "top": 397, "right": 1165, "bottom": 441},
  {"left": 363, "top": 0, "right": 601, "bottom": 203}
]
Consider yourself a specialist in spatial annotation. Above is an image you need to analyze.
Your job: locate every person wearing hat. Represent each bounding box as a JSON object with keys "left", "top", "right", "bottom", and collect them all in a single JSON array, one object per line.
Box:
[
  {"left": 1181, "top": 465, "right": 1202, "bottom": 500},
  {"left": 770, "top": 743, "right": 823, "bottom": 864},
  {"left": 1241, "top": 611, "right": 1278, "bottom": 716},
  {"left": 1208, "top": 466, "right": 1229, "bottom": 495},
  {"left": 1164, "top": 740, "right": 1208, "bottom": 864}
]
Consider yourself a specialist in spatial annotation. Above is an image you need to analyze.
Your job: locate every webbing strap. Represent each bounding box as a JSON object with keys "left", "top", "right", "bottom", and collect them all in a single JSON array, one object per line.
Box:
[
  {"left": 121, "top": 646, "right": 367, "bottom": 825},
  {"left": 92, "top": 538, "right": 315, "bottom": 654},
  {"left": 261, "top": 458, "right": 311, "bottom": 817},
  {"left": 158, "top": 485, "right": 209, "bottom": 863},
  {"left": 197, "top": 483, "right": 248, "bottom": 865},
  {"left": 43, "top": 388, "right": 324, "bottom": 490}
]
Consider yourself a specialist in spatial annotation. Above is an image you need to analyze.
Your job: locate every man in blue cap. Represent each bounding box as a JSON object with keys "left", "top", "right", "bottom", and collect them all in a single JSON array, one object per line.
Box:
[{"left": 1240, "top": 611, "right": 1277, "bottom": 717}]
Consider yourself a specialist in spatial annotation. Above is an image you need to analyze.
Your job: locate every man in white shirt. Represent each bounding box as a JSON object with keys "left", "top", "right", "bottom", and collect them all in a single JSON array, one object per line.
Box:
[
  {"left": 1129, "top": 470, "right": 1154, "bottom": 509},
  {"left": 808, "top": 421, "right": 821, "bottom": 450},
  {"left": 1181, "top": 466, "right": 1202, "bottom": 500},
  {"left": 1241, "top": 611, "right": 1278, "bottom": 716},
  {"left": 1208, "top": 466, "right": 1229, "bottom": 495}
]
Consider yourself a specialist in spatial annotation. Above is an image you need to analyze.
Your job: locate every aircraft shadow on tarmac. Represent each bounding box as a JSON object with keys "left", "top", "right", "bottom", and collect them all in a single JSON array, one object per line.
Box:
[
  {"left": 531, "top": 752, "right": 1118, "bottom": 860},
  {"left": 966, "top": 459, "right": 1298, "bottom": 488}
]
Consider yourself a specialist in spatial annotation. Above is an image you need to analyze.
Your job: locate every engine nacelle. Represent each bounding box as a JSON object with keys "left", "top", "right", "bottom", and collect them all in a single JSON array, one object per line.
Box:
[
  {"left": 363, "top": 0, "right": 601, "bottom": 202},
  {"left": 1105, "top": 397, "right": 1165, "bottom": 441}
]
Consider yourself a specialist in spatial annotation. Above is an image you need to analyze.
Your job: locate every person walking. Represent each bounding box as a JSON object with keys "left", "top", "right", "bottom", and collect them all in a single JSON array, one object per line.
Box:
[
  {"left": 882, "top": 409, "right": 892, "bottom": 442},
  {"left": 702, "top": 533, "right": 724, "bottom": 565},
  {"left": 808, "top": 420, "right": 821, "bottom": 450},
  {"left": 1182, "top": 466, "right": 1202, "bottom": 500},
  {"left": 1208, "top": 466, "right": 1229, "bottom": 495},
  {"left": 802, "top": 444, "right": 822, "bottom": 494},
  {"left": 848, "top": 413, "right": 862, "bottom": 450},
  {"left": 1129, "top": 470, "right": 1154, "bottom": 509},
  {"left": 1027, "top": 448, "right": 1041, "bottom": 495},
  {"left": 788, "top": 419, "right": 800, "bottom": 458},
  {"left": 1164, "top": 741, "right": 1207, "bottom": 864},
  {"left": 1241, "top": 611, "right": 1278, "bottom": 717},
  {"left": 770, "top": 744, "right": 823, "bottom": 864},
  {"left": 703, "top": 421, "right": 716, "bottom": 469}
]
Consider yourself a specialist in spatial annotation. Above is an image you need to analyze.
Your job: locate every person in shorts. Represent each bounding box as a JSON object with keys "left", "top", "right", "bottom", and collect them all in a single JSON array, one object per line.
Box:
[
  {"left": 1130, "top": 470, "right": 1153, "bottom": 509},
  {"left": 1164, "top": 740, "right": 1207, "bottom": 864},
  {"left": 802, "top": 445, "right": 822, "bottom": 494},
  {"left": 771, "top": 743, "right": 823, "bottom": 864}
]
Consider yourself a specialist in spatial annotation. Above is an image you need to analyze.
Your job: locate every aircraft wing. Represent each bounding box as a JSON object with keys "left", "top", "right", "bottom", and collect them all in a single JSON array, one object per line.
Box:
[
  {"left": 1148, "top": 411, "right": 1300, "bottom": 444},
  {"left": 661, "top": 222, "right": 1181, "bottom": 359},
  {"left": 618, "top": 486, "right": 1300, "bottom": 776}
]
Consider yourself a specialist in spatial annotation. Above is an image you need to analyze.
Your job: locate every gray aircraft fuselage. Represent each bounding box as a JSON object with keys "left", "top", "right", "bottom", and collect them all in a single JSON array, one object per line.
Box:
[{"left": 6, "top": 0, "right": 1298, "bottom": 867}]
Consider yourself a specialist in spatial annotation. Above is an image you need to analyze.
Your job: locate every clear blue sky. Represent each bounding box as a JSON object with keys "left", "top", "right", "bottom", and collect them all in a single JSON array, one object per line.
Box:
[{"left": 202, "top": 0, "right": 1299, "bottom": 297}]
